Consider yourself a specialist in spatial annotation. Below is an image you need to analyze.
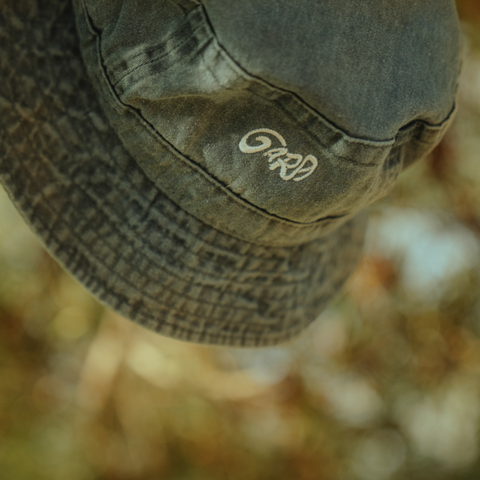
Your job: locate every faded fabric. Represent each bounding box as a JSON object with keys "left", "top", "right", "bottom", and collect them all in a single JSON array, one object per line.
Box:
[{"left": 0, "top": 0, "right": 462, "bottom": 346}]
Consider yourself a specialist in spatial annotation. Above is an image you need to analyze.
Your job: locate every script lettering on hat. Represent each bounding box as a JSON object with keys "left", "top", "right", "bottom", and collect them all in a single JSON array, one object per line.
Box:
[{"left": 239, "top": 129, "right": 318, "bottom": 182}]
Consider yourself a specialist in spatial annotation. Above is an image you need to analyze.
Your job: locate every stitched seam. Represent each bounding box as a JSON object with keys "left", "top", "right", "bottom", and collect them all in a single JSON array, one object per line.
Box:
[
  {"left": 82, "top": 1, "right": 205, "bottom": 87},
  {"left": 119, "top": 97, "right": 337, "bottom": 230},
  {"left": 242, "top": 83, "right": 385, "bottom": 167},
  {"left": 197, "top": 1, "right": 457, "bottom": 146},
  {"left": 241, "top": 69, "right": 456, "bottom": 166},
  {"left": 112, "top": 28, "right": 207, "bottom": 87},
  {"left": 82, "top": 4, "right": 347, "bottom": 232},
  {"left": 197, "top": 1, "right": 393, "bottom": 146},
  {"left": 110, "top": 17, "right": 204, "bottom": 86}
]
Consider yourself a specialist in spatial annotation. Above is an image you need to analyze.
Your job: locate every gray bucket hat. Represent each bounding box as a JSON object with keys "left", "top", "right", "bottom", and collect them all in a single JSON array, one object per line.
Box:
[{"left": 0, "top": 0, "right": 461, "bottom": 346}]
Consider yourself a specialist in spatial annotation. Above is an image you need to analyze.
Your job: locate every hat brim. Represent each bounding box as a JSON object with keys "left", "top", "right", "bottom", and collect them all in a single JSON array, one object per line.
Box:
[{"left": 0, "top": 0, "right": 366, "bottom": 346}]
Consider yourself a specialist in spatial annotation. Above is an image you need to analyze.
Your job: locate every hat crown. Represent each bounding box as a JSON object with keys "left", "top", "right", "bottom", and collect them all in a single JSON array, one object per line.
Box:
[
  {"left": 77, "top": 0, "right": 458, "bottom": 246},
  {"left": 204, "top": 0, "right": 461, "bottom": 141}
]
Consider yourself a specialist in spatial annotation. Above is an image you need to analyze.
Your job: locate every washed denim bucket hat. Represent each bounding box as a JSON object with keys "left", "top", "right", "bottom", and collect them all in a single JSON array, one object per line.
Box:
[{"left": 0, "top": 0, "right": 461, "bottom": 346}]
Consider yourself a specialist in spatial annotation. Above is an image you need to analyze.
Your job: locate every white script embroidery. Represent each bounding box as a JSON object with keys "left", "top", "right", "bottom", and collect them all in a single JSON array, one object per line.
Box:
[{"left": 239, "top": 128, "right": 318, "bottom": 182}]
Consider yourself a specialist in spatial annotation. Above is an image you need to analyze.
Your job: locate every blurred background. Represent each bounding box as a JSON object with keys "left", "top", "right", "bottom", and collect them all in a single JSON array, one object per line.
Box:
[{"left": 1, "top": 2, "right": 480, "bottom": 479}]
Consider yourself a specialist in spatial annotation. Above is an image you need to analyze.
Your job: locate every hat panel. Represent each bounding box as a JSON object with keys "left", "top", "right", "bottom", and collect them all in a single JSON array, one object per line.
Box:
[
  {"left": 125, "top": 86, "right": 394, "bottom": 223},
  {"left": 202, "top": 0, "right": 462, "bottom": 142},
  {"left": 77, "top": 0, "right": 402, "bottom": 242}
]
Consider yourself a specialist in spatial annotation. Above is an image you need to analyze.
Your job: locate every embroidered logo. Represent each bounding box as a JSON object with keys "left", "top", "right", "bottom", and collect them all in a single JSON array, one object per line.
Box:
[{"left": 239, "top": 129, "right": 318, "bottom": 182}]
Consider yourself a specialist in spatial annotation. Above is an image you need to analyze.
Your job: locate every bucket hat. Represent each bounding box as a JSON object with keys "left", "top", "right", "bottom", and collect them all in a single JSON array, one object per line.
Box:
[{"left": 0, "top": 0, "right": 461, "bottom": 346}]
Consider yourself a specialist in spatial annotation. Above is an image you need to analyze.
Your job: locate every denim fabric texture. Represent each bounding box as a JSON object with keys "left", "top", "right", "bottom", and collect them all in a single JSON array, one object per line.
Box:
[{"left": 0, "top": 0, "right": 462, "bottom": 346}]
